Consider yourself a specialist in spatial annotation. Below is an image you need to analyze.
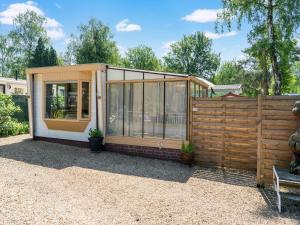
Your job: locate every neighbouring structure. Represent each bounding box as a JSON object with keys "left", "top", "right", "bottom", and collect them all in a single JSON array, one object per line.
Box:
[
  {"left": 26, "top": 64, "right": 210, "bottom": 160},
  {"left": 209, "top": 84, "right": 242, "bottom": 97},
  {"left": 0, "top": 77, "right": 27, "bottom": 95}
]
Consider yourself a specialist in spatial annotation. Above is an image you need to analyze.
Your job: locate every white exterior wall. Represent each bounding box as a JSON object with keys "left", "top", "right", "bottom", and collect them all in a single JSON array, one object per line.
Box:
[
  {"left": 34, "top": 72, "right": 100, "bottom": 142},
  {"left": 0, "top": 80, "right": 27, "bottom": 95}
]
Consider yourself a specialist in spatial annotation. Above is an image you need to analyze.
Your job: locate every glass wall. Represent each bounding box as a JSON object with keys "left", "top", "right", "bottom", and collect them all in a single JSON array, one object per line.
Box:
[
  {"left": 144, "top": 82, "right": 164, "bottom": 138},
  {"left": 45, "top": 82, "right": 78, "bottom": 120},
  {"left": 107, "top": 84, "right": 123, "bottom": 136},
  {"left": 124, "top": 83, "right": 143, "bottom": 136},
  {"left": 165, "top": 81, "right": 187, "bottom": 139},
  {"left": 106, "top": 69, "right": 192, "bottom": 140}
]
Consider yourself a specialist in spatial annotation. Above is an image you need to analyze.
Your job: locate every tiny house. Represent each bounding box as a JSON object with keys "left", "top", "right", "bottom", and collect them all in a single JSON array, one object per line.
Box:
[
  {"left": 26, "top": 64, "right": 210, "bottom": 160},
  {"left": 0, "top": 77, "right": 27, "bottom": 95}
]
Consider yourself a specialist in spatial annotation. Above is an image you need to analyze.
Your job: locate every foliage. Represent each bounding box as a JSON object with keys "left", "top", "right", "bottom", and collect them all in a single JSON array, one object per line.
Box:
[
  {"left": 0, "top": 94, "right": 21, "bottom": 125},
  {"left": 0, "top": 121, "right": 29, "bottom": 137},
  {"left": 213, "top": 61, "right": 243, "bottom": 84},
  {"left": 180, "top": 142, "right": 195, "bottom": 154},
  {"left": 163, "top": 32, "right": 220, "bottom": 80},
  {"left": 123, "top": 45, "right": 161, "bottom": 71},
  {"left": 89, "top": 128, "right": 103, "bottom": 138},
  {"left": 29, "top": 38, "right": 58, "bottom": 67},
  {"left": 0, "top": 94, "right": 28, "bottom": 137},
  {"left": 66, "top": 18, "right": 121, "bottom": 65},
  {"left": 217, "top": 0, "right": 300, "bottom": 95}
]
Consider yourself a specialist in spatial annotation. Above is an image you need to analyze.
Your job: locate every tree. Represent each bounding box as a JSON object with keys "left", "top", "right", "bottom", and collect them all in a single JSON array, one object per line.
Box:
[
  {"left": 163, "top": 32, "right": 220, "bottom": 80},
  {"left": 213, "top": 61, "right": 243, "bottom": 84},
  {"left": 123, "top": 45, "right": 161, "bottom": 70},
  {"left": 67, "top": 18, "right": 121, "bottom": 65},
  {"left": 29, "top": 38, "right": 58, "bottom": 67},
  {"left": 217, "top": 0, "right": 300, "bottom": 95},
  {"left": 0, "top": 34, "right": 15, "bottom": 77}
]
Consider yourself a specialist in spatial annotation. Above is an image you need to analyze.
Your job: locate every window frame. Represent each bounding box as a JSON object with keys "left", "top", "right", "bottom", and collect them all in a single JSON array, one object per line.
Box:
[{"left": 43, "top": 80, "right": 91, "bottom": 122}]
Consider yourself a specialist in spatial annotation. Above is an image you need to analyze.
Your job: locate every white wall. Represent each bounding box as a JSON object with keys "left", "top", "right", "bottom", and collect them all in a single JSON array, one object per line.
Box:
[{"left": 34, "top": 73, "right": 98, "bottom": 142}]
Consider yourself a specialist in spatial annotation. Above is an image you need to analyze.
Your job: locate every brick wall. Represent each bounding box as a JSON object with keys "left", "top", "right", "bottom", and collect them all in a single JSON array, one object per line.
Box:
[{"left": 105, "top": 143, "right": 180, "bottom": 161}]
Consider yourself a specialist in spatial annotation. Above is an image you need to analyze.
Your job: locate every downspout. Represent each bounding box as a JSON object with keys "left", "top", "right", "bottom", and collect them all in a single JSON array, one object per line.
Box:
[
  {"left": 95, "top": 71, "right": 99, "bottom": 130},
  {"left": 32, "top": 74, "right": 35, "bottom": 139}
]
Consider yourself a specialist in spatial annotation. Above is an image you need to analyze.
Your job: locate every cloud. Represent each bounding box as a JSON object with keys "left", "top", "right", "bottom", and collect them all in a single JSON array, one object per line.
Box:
[
  {"left": 116, "top": 19, "right": 141, "bottom": 32},
  {"left": 204, "top": 31, "right": 237, "bottom": 39},
  {"left": 162, "top": 41, "right": 177, "bottom": 55},
  {"left": 182, "top": 9, "right": 222, "bottom": 23},
  {"left": 0, "top": 1, "right": 65, "bottom": 40},
  {"left": 117, "top": 45, "right": 127, "bottom": 56}
]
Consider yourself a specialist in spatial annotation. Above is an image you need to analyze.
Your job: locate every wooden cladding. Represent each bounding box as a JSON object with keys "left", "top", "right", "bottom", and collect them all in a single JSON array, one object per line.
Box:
[{"left": 190, "top": 95, "right": 300, "bottom": 185}]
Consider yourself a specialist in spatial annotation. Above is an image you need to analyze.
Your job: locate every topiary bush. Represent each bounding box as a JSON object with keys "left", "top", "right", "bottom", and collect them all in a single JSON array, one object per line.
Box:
[{"left": 0, "top": 94, "right": 29, "bottom": 137}]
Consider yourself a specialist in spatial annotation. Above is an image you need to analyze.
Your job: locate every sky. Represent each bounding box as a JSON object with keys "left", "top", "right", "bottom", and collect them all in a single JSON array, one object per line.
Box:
[{"left": 0, "top": 0, "right": 251, "bottom": 62}]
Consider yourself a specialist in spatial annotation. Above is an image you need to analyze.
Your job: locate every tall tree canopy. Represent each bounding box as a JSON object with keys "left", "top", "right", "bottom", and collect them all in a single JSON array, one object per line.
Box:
[
  {"left": 217, "top": 0, "right": 300, "bottom": 95},
  {"left": 123, "top": 45, "right": 161, "bottom": 71},
  {"left": 67, "top": 18, "right": 120, "bottom": 65},
  {"left": 29, "top": 38, "right": 58, "bottom": 67},
  {"left": 163, "top": 32, "right": 220, "bottom": 80}
]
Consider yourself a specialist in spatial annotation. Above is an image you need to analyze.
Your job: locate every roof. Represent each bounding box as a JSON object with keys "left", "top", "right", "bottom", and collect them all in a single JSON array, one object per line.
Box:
[
  {"left": 26, "top": 63, "right": 212, "bottom": 88},
  {"left": 213, "top": 84, "right": 242, "bottom": 90},
  {"left": 0, "top": 77, "right": 27, "bottom": 85}
]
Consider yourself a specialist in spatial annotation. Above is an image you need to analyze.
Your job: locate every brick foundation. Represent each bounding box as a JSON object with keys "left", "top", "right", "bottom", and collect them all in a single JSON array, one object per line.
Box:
[{"left": 105, "top": 143, "right": 180, "bottom": 161}]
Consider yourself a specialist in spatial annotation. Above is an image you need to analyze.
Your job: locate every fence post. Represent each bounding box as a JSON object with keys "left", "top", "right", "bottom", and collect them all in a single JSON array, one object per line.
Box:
[{"left": 257, "top": 94, "right": 263, "bottom": 186}]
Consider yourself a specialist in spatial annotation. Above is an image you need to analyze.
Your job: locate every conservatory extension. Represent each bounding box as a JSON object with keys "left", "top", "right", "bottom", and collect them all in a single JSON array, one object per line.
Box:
[{"left": 26, "top": 64, "right": 210, "bottom": 160}]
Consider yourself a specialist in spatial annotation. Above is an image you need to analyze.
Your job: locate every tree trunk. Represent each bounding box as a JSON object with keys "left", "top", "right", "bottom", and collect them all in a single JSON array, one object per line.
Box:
[{"left": 268, "top": 0, "right": 282, "bottom": 95}]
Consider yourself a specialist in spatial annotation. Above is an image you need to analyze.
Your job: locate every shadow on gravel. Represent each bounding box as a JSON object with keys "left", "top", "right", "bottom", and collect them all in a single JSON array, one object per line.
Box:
[
  {"left": 0, "top": 139, "right": 194, "bottom": 183},
  {"left": 258, "top": 187, "right": 300, "bottom": 220},
  {"left": 192, "top": 166, "right": 257, "bottom": 187}
]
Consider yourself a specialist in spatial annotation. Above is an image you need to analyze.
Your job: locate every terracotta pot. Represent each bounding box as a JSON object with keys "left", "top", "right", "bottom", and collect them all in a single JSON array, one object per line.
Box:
[{"left": 180, "top": 152, "right": 194, "bottom": 165}]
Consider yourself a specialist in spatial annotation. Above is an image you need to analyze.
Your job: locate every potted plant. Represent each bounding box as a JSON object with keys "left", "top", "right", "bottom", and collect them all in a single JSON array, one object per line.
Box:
[
  {"left": 88, "top": 128, "right": 103, "bottom": 152},
  {"left": 180, "top": 142, "right": 195, "bottom": 165}
]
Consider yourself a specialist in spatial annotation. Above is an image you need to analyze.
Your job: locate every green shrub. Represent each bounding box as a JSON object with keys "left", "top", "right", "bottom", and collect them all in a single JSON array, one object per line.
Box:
[
  {"left": 0, "top": 94, "right": 29, "bottom": 137},
  {"left": 89, "top": 128, "right": 103, "bottom": 138},
  {"left": 181, "top": 142, "right": 195, "bottom": 154},
  {"left": 0, "top": 121, "right": 29, "bottom": 137}
]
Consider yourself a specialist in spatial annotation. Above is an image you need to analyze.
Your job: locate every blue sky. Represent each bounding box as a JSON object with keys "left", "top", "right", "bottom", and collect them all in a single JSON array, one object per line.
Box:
[{"left": 0, "top": 0, "right": 250, "bottom": 61}]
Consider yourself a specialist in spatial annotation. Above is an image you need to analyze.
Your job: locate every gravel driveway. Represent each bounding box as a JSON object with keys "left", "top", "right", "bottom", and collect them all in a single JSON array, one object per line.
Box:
[{"left": 0, "top": 135, "right": 299, "bottom": 225}]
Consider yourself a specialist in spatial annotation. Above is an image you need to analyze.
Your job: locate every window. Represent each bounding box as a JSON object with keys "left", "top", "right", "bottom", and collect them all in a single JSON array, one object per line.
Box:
[
  {"left": 144, "top": 82, "right": 164, "bottom": 138},
  {"left": 124, "top": 83, "right": 143, "bottom": 136},
  {"left": 165, "top": 81, "right": 187, "bottom": 139},
  {"left": 0, "top": 84, "right": 5, "bottom": 94},
  {"left": 107, "top": 84, "right": 123, "bottom": 135},
  {"left": 81, "top": 82, "right": 90, "bottom": 118},
  {"left": 45, "top": 82, "right": 78, "bottom": 120}
]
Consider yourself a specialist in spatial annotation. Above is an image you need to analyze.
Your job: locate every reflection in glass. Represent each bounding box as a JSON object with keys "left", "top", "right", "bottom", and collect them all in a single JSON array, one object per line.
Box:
[
  {"left": 45, "top": 82, "right": 78, "bottom": 120},
  {"left": 165, "top": 81, "right": 187, "bottom": 139},
  {"left": 144, "top": 82, "right": 164, "bottom": 138},
  {"left": 107, "top": 84, "right": 123, "bottom": 135},
  {"left": 124, "top": 83, "right": 143, "bottom": 136},
  {"left": 81, "top": 82, "right": 89, "bottom": 118}
]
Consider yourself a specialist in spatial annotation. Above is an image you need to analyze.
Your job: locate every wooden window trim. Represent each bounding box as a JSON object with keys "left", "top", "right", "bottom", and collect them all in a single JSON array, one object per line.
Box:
[{"left": 43, "top": 79, "right": 91, "bottom": 122}]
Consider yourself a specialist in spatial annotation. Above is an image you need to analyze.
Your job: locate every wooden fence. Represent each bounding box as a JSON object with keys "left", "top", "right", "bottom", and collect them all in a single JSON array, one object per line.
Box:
[{"left": 190, "top": 95, "right": 300, "bottom": 185}]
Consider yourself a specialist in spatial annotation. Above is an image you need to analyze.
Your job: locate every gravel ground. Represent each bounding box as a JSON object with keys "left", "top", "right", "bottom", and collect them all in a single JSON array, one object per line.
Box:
[{"left": 0, "top": 135, "right": 299, "bottom": 225}]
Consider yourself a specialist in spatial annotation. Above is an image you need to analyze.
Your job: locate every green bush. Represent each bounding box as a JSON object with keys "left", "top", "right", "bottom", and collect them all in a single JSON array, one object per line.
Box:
[
  {"left": 0, "top": 94, "right": 29, "bottom": 137},
  {"left": 0, "top": 121, "right": 29, "bottom": 137},
  {"left": 181, "top": 142, "right": 195, "bottom": 154},
  {"left": 89, "top": 128, "right": 103, "bottom": 138}
]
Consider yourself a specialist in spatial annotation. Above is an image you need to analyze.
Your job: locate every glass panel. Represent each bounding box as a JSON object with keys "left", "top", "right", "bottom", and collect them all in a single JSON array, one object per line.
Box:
[
  {"left": 165, "top": 81, "right": 187, "bottom": 139},
  {"left": 124, "top": 83, "right": 143, "bottom": 136},
  {"left": 195, "top": 84, "right": 200, "bottom": 97},
  {"left": 107, "top": 69, "right": 124, "bottom": 80},
  {"left": 125, "top": 71, "right": 143, "bottom": 80},
  {"left": 107, "top": 84, "right": 123, "bottom": 135},
  {"left": 190, "top": 82, "right": 196, "bottom": 97},
  {"left": 144, "top": 82, "right": 164, "bottom": 138},
  {"left": 144, "top": 73, "right": 164, "bottom": 79},
  {"left": 81, "top": 82, "right": 89, "bottom": 118},
  {"left": 45, "top": 82, "right": 78, "bottom": 120},
  {"left": 0, "top": 84, "right": 5, "bottom": 94}
]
